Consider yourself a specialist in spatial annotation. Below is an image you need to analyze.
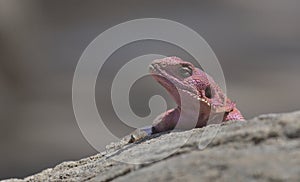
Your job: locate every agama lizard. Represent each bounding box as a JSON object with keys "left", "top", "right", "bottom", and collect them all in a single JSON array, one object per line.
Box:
[{"left": 126, "top": 57, "right": 244, "bottom": 143}]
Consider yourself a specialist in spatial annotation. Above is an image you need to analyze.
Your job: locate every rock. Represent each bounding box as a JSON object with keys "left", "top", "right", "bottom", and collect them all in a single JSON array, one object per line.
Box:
[{"left": 3, "top": 111, "right": 300, "bottom": 182}]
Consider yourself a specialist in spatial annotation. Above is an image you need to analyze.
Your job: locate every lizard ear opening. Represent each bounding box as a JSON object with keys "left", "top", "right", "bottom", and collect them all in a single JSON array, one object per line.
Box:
[{"left": 205, "top": 87, "right": 212, "bottom": 98}]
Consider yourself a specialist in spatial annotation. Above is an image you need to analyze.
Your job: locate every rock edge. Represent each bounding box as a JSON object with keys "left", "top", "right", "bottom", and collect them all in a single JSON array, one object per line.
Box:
[{"left": 3, "top": 111, "right": 300, "bottom": 182}]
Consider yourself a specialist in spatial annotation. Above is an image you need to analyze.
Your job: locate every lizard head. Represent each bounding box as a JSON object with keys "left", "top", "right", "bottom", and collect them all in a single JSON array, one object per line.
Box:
[{"left": 149, "top": 57, "right": 235, "bottom": 116}]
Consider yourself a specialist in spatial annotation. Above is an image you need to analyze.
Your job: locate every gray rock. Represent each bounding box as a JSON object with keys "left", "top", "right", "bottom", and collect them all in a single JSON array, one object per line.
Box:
[{"left": 3, "top": 111, "right": 300, "bottom": 182}]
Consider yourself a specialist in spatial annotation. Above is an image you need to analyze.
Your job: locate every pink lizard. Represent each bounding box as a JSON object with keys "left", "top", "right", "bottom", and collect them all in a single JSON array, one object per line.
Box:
[{"left": 128, "top": 57, "right": 244, "bottom": 143}]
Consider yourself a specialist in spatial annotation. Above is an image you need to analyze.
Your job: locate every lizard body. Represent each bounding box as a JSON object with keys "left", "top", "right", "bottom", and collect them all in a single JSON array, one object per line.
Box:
[{"left": 128, "top": 57, "right": 244, "bottom": 142}]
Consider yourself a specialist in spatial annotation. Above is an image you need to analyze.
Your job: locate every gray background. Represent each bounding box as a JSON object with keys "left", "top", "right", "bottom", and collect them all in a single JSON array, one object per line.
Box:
[{"left": 0, "top": 0, "right": 299, "bottom": 180}]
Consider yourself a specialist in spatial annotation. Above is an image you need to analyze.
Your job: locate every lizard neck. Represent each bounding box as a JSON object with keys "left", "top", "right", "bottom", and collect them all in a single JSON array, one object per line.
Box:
[{"left": 175, "top": 90, "right": 211, "bottom": 129}]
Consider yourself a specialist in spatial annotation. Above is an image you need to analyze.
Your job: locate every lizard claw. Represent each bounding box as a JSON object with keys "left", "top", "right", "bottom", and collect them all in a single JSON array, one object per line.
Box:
[{"left": 127, "top": 126, "right": 153, "bottom": 143}]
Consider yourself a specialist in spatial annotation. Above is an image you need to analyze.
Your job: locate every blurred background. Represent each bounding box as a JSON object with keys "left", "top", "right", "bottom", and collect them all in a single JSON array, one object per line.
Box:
[{"left": 0, "top": 0, "right": 299, "bottom": 180}]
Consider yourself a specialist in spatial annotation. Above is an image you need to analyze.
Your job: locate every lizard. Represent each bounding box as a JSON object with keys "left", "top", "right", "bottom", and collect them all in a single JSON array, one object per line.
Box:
[{"left": 125, "top": 56, "right": 244, "bottom": 143}]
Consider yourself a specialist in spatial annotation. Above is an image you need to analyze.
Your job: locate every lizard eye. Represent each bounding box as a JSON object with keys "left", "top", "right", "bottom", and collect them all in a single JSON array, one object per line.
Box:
[
  {"left": 205, "top": 87, "right": 212, "bottom": 98},
  {"left": 179, "top": 66, "right": 193, "bottom": 78}
]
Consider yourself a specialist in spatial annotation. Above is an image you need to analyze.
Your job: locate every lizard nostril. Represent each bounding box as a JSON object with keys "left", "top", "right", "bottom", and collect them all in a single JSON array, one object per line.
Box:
[
  {"left": 205, "top": 87, "right": 212, "bottom": 98},
  {"left": 160, "top": 62, "right": 167, "bottom": 67}
]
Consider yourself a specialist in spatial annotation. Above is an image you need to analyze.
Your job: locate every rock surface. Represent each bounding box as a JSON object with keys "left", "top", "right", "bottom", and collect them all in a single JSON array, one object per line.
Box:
[{"left": 3, "top": 111, "right": 300, "bottom": 182}]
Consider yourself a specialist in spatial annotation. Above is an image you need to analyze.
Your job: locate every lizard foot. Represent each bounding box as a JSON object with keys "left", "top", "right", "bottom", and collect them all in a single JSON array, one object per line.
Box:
[{"left": 125, "top": 126, "right": 153, "bottom": 143}]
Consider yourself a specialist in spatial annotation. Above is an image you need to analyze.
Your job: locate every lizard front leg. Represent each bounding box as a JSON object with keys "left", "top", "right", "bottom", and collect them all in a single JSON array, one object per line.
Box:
[
  {"left": 127, "top": 108, "right": 180, "bottom": 143},
  {"left": 152, "top": 108, "right": 180, "bottom": 133}
]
